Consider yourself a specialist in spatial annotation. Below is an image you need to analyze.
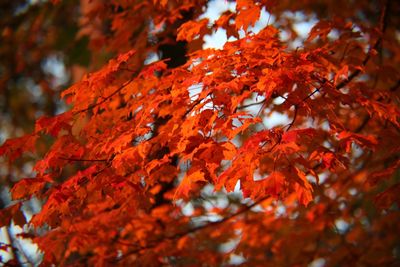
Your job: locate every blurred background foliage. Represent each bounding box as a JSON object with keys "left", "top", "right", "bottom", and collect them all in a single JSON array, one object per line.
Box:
[{"left": 0, "top": 0, "right": 91, "bottom": 188}]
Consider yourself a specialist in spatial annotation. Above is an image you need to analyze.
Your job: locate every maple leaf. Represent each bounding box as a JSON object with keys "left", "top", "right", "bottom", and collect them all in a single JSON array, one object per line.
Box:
[
  {"left": 0, "top": 203, "right": 26, "bottom": 228},
  {"left": 177, "top": 19, "right": 209, "bottom": 42},
  {"left": 11, "top": 178, "right": 47, "bottom": 200},
  {"left": 235, "top": 4, "right": 261, "bottom": 31},
  {"left": 263, "top": 171, "right": 286, "bottom": 197},
  {"left": 0, "top": 134, "right": 37, "bottom": 162},
  {"left": 175, "top": 170, "right": 206, "bottom": 199},
  {"left": 334, "top": 65, "right": 349, "bottom": 86},
  {"left": 281, "top": 128, "right": 316, "bottom": 143},
  {"left": 35, "top": 112, "right": 73, "bottom": 137},
  {"left": 307, "top": 20, "right": 333, "bottom": 42},
  {"left": 338, "top": 131, "right": 378, "bottom": 152},
  {"left": 61, "top": 49, "right": 136, "bottom": 110},
  {"left": 1, "top": 0, "right": 399, "bottom": 266}
]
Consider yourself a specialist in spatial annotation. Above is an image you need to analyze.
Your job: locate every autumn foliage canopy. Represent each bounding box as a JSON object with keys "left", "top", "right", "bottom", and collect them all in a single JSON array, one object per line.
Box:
[{"left": 0, "top": 0, "right": 400, "bottom": 266}]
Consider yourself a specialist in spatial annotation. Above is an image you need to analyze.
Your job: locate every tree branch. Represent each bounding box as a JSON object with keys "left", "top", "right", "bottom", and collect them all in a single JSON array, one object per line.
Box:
[
  {"left": 74, "top": 76, "right": 136, "bottom": 114},
  {"left": 58, "top": 157, "right": 108, "bottom": 162},
  {"left": 286, "top": 105, "right": 298, "bottom": 131},
  {"left": 336, "top": 0, "right": 390, "bottom": 91},
  {"left": 237, "top": 99, "right": 266, "bottom": 110},
  {"left": 110, "top": 197, "right": 269, "bottom": 262},
  {"left": 182, "top": 93, "right": 212, "bottom": 118}
]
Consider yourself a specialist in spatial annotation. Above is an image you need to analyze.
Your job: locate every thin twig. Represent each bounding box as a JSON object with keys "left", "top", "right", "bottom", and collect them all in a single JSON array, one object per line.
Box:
[
  {"left": 74, "top": 76, "right": 136, "bottom": 114},
  {"left": 355, "top": 115, "right": 370, "bottom": 133},
  {"left": 302, "top": 87, "right": 321, "bottom": 102},
  {"left": 237, "top": 99, "right": 266, "bottom": 110},
  {"left": 183, "top": 93, "right": 212, "bottom": 118},
  {"left": 286, "top": 105, "right": 298, "bottom": 131}
]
